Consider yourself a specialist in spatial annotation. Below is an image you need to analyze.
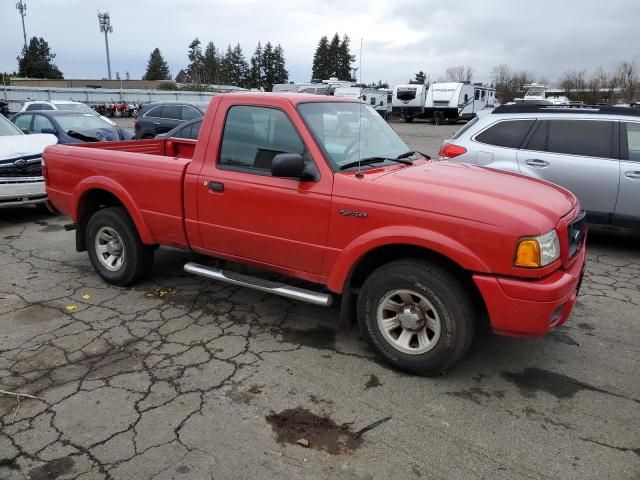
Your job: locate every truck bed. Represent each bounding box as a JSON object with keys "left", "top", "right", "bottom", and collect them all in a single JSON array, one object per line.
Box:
[
  {"left": 44, "top": 139, "right": 194, "bottom": 249},
  {"left": 73, "top": 138, "right": 197, "bottom": 159}
]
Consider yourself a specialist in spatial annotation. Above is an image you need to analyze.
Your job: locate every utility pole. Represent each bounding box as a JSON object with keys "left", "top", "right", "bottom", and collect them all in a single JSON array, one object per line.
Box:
[
  {"left": 97, "top": 11, "right": 113, "bottom": 80},
  {"left": 359, "top": 38, "right": 363, "bottom": 84},
  {"left": 16, "top": 0, "right": 27, "bottom": 50}
]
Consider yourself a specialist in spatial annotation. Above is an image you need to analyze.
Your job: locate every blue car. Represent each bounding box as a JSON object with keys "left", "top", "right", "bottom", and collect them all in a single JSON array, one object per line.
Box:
[{"left": 10, "top": 110, "right": 134, "bottom": 144}]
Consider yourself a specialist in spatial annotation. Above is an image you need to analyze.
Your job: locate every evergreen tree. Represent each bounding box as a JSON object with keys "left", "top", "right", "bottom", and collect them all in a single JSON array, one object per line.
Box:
[
  {"left": 186, "top": 38, "right": 204, "bottom": 84},
  {"left": 327, "top": 33, "right": 341, "bottom": 77},
  {"left": 414, "top": 71, "right": 426, "bottom": 84},
  {"left": 311, "top": 33, "right": 354, "bottom": 81},
  {"left": 143, "top": 48, "right": 171, "bottom": 80},
  {"left": 248, "top": 42, "right": 263, "bottom": 90},
  {"left": 261, "top": 42, "right": 275, "bottom": 91},
  {"left": 311, "top": 36, "right": 329, "bottom": 81},
  {"left": 271, "top": 44, "right": 289, "bottom": 87},
  {"left": 337, "top": 35, "right": 355, "bottom": 80},
  {"left": 221, "top": 44, "right": 248, "bottom": 87},
  {"left": 175, "top": 69, "right": 188, "bottom": 83},
  {"left": 17, "top": 37, "right": 63, "bottom": 79},
  {"left": 203, "top": 42, "right": 221, "bottom": 85}
]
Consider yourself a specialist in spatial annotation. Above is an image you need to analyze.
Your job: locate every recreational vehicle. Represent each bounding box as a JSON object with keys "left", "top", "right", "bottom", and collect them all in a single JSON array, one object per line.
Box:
[
  {"left": 424, "top": 82, "right": 496, "bottom": 123},
  {"left": 391, "top": 84, "right": 428, "bottom": 122},
  {"left": 334, "top": 87, "right": 392, "bottom": 119}
]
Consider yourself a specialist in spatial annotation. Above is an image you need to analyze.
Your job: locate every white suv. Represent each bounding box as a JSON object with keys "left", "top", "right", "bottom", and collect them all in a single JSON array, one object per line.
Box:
[{"left": 0, "top": 114, "right": 57, "bottom": 209}]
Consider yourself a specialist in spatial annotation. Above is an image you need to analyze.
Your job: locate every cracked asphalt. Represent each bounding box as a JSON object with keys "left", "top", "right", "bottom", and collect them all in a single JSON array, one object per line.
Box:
[{"left": 1, "top": 122, "right": 639, "bottom": 479}]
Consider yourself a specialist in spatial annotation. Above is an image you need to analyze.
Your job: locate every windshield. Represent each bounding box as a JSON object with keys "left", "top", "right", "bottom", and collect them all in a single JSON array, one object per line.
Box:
[
  {"left": 57, "top": 103, "right": 94, "bottom": 113},
  {"left": 56, "top": 114, "right": 114, "bottom": 132},
  {"left": 0, "top": 115, "right": 22, "bottom": 136},
  {"left": 397, "top": 88, "right": 417, "bottom": 101},
  {"left": 298, "top": 102, "right": 410, "bottom": 170}
]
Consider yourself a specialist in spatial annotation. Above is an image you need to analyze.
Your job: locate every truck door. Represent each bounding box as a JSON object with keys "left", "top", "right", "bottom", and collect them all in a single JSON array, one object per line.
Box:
[
  {"left": 614, "top": 121, "right": 640, "bottom": 227},
  {"left": 517, "top": 119, "right": 620, "bottom": 222},
  {"left": 195, "top": 103, "right": 332, "bottom": 276}
]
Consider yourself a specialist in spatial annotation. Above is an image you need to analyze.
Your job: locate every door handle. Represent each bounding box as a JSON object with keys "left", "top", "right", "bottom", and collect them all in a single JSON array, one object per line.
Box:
[
  {"left": 207, "top": 181, "right": 224, "bottom": 192},
  {"left": 153, "top": 121, "right": 160, "bottom": 125},
  {"left": 525, "top": 159, "right": 550, "bottom": 168},
  {"left": 625, "top": 171, "right": 640, "bottom": 180}
]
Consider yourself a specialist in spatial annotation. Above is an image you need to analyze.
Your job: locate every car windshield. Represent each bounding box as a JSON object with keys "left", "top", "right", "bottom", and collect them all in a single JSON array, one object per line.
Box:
[
  {"left": 55, "top": 114, "right": 113, "bottom": 132},
  {"left": 57, "top": 103, "right": 94, "bottom": 113},
  {"left": 298, "top": 102, "right": 410, "bottom": 170},
  {"left": 0, "top": 115, "right": 22, "bottom": 136}
]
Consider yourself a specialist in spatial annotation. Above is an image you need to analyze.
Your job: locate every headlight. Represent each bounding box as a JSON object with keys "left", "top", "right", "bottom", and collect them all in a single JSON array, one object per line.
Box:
[{"left": 514, "top": 230, "right": 560, "bottom": 268}]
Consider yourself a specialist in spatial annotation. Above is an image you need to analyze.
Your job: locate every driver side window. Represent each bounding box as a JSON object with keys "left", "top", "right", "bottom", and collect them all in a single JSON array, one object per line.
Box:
[{"left": 219, "top": 106, "right": 304, "bottom": 174}]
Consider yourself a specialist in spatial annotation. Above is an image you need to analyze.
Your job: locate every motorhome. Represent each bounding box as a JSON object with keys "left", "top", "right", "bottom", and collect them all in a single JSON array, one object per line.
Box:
[
  {"left": 391, "top": 84, "right": 428, "bottom": 122},
  {"left": 334, "top": 87, "right": 392, "bottom": 119},
  {"left": 424, "top": 82, "right": 496, "bottom": 124}
]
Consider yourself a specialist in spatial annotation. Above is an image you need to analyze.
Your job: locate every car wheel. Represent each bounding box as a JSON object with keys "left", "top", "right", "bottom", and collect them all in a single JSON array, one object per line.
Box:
[
  {"left": 86, "top": 206, "right": 154, "bottom": 286},
  {"left": 357, "top": 259, "right": 475, "bottom": 375}
]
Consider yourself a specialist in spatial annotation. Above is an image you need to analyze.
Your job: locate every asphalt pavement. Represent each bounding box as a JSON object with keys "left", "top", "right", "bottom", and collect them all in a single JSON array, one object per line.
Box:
[{"left": 0, "top": 121, "right": 638, "bottom": 480}]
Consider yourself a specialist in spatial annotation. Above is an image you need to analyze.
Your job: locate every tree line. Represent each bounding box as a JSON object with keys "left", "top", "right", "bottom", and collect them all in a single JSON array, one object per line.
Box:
[{"left": 143, "top": 39, "right": 288, "bottom": 91}]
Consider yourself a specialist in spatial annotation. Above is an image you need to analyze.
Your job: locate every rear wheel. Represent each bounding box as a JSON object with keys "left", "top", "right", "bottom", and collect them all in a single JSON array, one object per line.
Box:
[
  {"left": 86, "top": 207, "right": 154, "bottom": 286},
  {"left": 357, "top": 259, "right": 475, "bottom": 375}
]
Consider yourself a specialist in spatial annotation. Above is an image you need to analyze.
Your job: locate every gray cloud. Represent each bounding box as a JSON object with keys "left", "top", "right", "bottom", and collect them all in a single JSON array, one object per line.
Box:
[{"left": 1, "top": 0, "right": 638, "bottom": 86}]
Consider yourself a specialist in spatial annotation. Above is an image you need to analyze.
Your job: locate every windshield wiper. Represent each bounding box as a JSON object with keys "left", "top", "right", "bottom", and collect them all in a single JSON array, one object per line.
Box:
[
  {"left": 339, "top": 155, "right": 414, "bottom": 171},
  {"left": 397, "top": 150, "right": 431, "bottom": 160}
]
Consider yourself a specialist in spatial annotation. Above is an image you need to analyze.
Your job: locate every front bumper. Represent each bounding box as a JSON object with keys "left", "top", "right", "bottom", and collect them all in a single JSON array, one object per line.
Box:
[
  {"left": 0, "top": 179, "right": 46, "bottom": 208},
  {"left": 473, "top": 246, "right": 586, "bottom": 337}
]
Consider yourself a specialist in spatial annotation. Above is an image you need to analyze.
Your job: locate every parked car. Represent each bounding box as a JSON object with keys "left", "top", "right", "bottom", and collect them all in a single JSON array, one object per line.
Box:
[
  {"left": 156, "top": 119, "right": 202, "bottom": 140},
  {"left": 134, "top": 101, "right": 210, "bottom": 139},
  {"left": 0, "top": 113, "right": 57, "bottom": 209},
  {"left": 20, "top": 100, "right": 117, "bottom": 126},
  {"left": 10, "top": 111, "right": 134, "bottom": 144},
  {"left": 43, "top": 93, "right": 586, "bottom": 375},
  {"left": 438, "top": 104, "right": 640, "bottom": 228}
]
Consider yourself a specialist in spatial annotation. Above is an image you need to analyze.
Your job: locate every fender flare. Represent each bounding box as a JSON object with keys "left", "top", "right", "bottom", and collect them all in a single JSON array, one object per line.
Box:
[
  {"left": 71, "top": 176, "right": 155, "bottom": 245},
  {"left": 326, "top": 226, "right": 490, "bottom": 293}
]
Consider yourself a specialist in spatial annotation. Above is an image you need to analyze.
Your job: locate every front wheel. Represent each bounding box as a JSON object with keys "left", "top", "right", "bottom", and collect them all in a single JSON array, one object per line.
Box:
[
  {"left": 86, "top": 206, "right": 154, "bottom": 286},
  {"left": 357, "top": 259, "right": 475, "bottom": 375}
]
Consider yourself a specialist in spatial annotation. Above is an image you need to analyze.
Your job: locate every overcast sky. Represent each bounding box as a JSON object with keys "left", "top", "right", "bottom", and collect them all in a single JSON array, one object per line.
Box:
[{"left": 1, "top": 0, "right": 638, "bottom": 86}]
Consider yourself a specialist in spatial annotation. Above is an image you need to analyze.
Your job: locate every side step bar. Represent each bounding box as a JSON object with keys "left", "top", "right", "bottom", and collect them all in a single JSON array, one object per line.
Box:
[{"left": 183, "top": 262, "right": 333, "bottom": 307}]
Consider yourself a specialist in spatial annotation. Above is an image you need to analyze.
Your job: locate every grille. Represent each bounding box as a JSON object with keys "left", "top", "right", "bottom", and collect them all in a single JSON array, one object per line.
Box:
[
  {"left": 567, "top": 212, "right": 587, "bottom": 258},
  {"left": 0, "top": 155, "right": 43, "bottom": 178}
]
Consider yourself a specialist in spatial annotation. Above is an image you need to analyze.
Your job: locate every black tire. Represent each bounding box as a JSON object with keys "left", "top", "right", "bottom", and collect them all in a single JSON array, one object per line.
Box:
[
  {"left": 86, "top": 206, "right": 154, "bottom": 286},
  {"left": 357, "top": 259, "right": 475, "bottom": 375}
]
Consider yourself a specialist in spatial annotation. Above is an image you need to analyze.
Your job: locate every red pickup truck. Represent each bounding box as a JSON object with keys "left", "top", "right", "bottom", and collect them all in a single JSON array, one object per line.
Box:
[{"left": 43, "top": 93, "right": 587, "bottom": 374}]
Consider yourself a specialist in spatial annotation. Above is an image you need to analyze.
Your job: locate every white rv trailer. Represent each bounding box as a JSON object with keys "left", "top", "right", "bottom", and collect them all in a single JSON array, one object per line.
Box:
[
  {"left": 391, "top": 84, "right": 428, "bottom": 122},
  {"left": 272, "top": 77, "right": 355, "bottom": 96},
  {"left": 334, "top": 87, "right": 392, "bottom": 119},
  {"left": 424, "top": 82, "right": 496, "bottom": 123}
]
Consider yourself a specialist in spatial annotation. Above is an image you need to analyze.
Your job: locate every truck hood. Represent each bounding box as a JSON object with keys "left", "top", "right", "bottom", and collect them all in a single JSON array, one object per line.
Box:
[
  {"left": 0, "top": 134, "right": 58, "bottom": 161},
  {"left": 373, "top": 161, "right": 577, "bottom": 231}
]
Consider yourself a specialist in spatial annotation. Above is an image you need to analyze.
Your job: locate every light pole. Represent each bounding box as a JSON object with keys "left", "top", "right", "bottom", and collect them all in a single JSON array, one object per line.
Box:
[
  {"left": 16, "top": 0, "right": 27, "bottom": 50},
  {"left": 97, "top": 11, "right": 113, "bottom": 80}
]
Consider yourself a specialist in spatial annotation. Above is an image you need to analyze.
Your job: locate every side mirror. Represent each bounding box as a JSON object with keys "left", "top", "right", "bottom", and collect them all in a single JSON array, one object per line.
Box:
[
  {"left": 41, "top": 128, "right": 57, "bottom": 136},
  {"left": 271, "top": 153, "right": 313, "bottom": 180},
  {"left": 20, "top": 128, "right": 30, "bottom": 134}
]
